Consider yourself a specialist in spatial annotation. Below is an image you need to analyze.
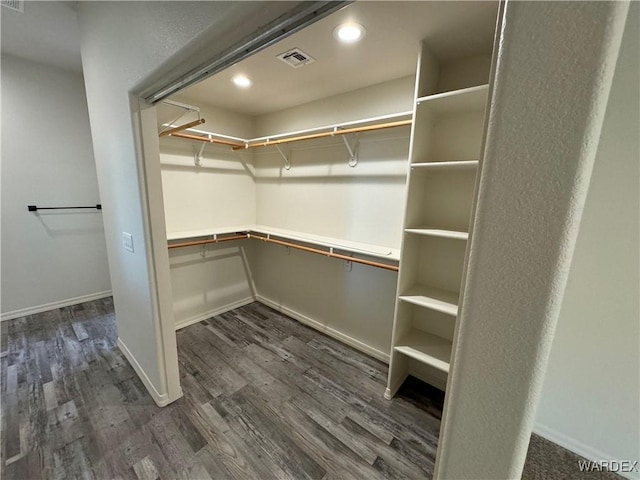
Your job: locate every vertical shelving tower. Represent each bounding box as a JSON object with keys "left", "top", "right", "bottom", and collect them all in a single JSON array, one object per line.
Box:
[{"left": 385, "top": 44, "right": 490, "bottom": 398}]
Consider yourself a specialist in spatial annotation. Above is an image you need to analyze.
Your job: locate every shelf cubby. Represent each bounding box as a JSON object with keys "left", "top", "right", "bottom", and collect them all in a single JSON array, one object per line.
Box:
[
  {"left": 404, "top": 168, "right": 477, "bottom": 233},
  {"left": 394, "top": 329, "right": 452, "bottom": 373},
  {"left": 398, "top": 234, "right": 466, "bottom": 299}
]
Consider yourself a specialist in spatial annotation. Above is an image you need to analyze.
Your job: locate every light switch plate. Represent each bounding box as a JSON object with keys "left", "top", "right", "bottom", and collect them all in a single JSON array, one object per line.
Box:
[{"left": 123, "top": 232, "right": 134, "bottom": 253}]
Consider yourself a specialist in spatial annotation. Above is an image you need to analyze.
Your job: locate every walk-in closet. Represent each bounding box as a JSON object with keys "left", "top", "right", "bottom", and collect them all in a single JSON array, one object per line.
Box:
[
  {"left": 3, "top": 1, "right": 636, "bottom": 478},
  {"left": 157, "top": 1, "right": 497, "bottom": 397}
]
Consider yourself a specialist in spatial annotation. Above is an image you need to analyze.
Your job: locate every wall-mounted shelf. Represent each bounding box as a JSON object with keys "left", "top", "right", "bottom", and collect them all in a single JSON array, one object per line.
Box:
[
  {"left": 167, "top": 225, "right": 253, "bottom": 241},
  {"left": 251, "top": 225, "right": 400, "bottom": 260},
  {"left": 167, "top": 224, "right": 400, "bottom": 271},
  {"left": 233, "top": 116, "right": 412, "bottom": 151},
  {"left": 168, "top": 224, "right": 399, "bottom": 260},
  {"left": 160, "top": 111, "right": 413, "bottom": 169}
]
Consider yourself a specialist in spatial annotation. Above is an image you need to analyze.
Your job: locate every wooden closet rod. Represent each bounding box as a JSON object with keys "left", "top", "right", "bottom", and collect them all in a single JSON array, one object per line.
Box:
[
  {"left": 248, "top": 233, "right": 399, "bottom": 272},
  {"left": 167, "top": 132, "right": 246, "bottom": 148},
  {"left": 159, "top": 119, "right": 206, "bottom": 137},
  {"left": 232, "top": 119, "right": 412, "bottom": 151},
  {"left": 168, "top": 234, "right": 248, "bottom": 249}
]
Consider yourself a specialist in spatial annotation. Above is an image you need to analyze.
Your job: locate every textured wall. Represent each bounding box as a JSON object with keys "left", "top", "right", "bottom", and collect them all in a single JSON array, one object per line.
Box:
[
  {"left": 535, "top": 3, "right": 640, "bottom": 472},
  {"left": 434, "top": 2, "right": 630, "bottom": 478}
]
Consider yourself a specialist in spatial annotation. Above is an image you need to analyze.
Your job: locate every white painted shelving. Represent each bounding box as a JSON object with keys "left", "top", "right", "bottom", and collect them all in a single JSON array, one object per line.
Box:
[
  {"left": 404, "top": 228, "right": 468, "bottom": 241},
  {"left": 398, "top": 285, "right": 459, "bottom": 316},
  {"left": 394, "top": 329, "right": 453, "bottom": 374},
  {"left": 168, "top": 224, "right": 400, "bottom": 261},
  {"left": 385, "top": 43, "right": 490, "bottom": 399}
]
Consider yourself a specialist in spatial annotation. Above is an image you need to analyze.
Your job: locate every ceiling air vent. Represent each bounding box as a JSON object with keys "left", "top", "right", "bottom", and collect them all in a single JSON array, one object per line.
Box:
[
  {"left": 277, "top": 48, "right": 316, "bottom": 69},
  {"left": 1, "top": 0, "right": 23, "bottom": 12}
]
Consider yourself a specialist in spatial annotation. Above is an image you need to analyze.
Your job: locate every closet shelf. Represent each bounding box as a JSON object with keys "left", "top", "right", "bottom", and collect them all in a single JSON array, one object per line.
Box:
[
  {"left": 161, "top": 111, "right": 413, "bottom": 152},
  {"left": 167, "top": 226, "right": 253, "bottom": 241},
  {"left": 416, "top": 84, "right": 489, "bottom": 114},
  {"left": 251, "top": 225, "right": 400, "bottom": 260},
  {"left": 394, "top": 329, "right": 452, "bottom": 373},
  {"left": 167, "top": 225, "right": 400, "bottom": 262},
  {"left": 411, "top": 161, "right": 479, "bottom": 173},
  {"left": 233, "top": 118, "right": 412, "bottom": 151},
  {"left": 404, "top": 228, "right": 468, "bottom": 240},
  {"left": 399, "top": 285, "right": 459, "bottom": 316}
]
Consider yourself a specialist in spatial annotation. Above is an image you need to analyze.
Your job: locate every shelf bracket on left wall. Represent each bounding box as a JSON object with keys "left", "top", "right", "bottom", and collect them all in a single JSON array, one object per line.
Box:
[
  {"left": 274, "top": 145, "right": 291, "bottom": 170},
  {"left": 194, "top": 138, "right": 208, "bottom": 165},
  {"left": 339, "top": 133, "right": 359, "bottom": 167}
]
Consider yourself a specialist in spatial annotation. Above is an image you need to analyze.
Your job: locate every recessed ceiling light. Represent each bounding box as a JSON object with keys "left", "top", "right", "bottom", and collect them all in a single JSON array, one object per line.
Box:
[
  {"left": 231, "top": 74, "right": 252, "bottom": 88},
  {"left": 333, "top": 23, "right": 366, "bottom": 43}
]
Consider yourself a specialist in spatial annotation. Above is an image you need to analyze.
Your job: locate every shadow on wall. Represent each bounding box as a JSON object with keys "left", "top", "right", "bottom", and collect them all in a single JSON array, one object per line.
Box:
[
  {"left": 32, "top": 211, "right": 105, "bottom": 237},
  {"left": 169, "top": 242, "right": 256, "bottom": 328}
]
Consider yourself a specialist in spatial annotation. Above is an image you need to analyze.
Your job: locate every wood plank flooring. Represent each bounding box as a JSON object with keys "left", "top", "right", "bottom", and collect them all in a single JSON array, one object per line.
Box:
[{"left": 1, "top": 298, "right": 622, "bottom": 479}]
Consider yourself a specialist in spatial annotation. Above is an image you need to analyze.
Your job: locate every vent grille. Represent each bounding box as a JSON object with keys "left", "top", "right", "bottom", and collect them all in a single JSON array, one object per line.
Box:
[
  {"left": 277, "top": 48, "right": 315, "bottom": 69},
  {"left": 1, "top": 0, "right": 23, "bottom": 12}
]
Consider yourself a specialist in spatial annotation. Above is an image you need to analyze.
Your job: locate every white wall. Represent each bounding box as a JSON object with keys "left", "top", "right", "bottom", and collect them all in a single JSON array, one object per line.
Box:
[
  {"left": 535, "top": 4, "right": 640, "bottom": 473},
  {"left": 255, "top": 75, "right": 415, "bottom": 136},
  {"left": 253, "top": 129, "right": 409, "bottom": 249},
  {"left": 0, "top": 54, "right": 111, "bottom": 318},
  {"left": 255, "top": 76, "right": 414, "bottom": 247},
  {"left": 158, "top": 101, "right": 256, "bottom": 327},
  {"left": 169, "top": 242, "right": 255, "bottom": 329},
  {"left": 250, "top": 76, "right": 414, "bottom": 358},
  {"left": 76, "top": 1, "right": 297, "bottom": 404},
  {"left": 159, "top": 101, "right": 256, "bottom": 236}
]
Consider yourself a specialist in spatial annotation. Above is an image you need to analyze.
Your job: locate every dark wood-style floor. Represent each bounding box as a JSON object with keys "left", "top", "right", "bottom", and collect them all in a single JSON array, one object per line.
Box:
[{"left": 1, "top": 298, "right": 621, "bottom": 479}]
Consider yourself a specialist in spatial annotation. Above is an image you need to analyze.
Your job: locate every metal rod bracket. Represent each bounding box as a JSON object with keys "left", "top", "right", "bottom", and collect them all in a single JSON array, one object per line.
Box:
[
  {"left": 195, "top": 141, "right": 207, "bottom": 165},
  {"left": 274, "top": 145, "right": 291, "bottom": 170},
  {"left": 341, "top": 135, "right": 359, "bottom": 167}
]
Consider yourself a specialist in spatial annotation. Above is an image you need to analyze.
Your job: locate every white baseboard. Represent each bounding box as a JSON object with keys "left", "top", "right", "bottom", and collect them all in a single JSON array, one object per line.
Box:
[
  {"left": 174, "top": 296, "right": 256, "bottom": 330},
  {"left": 1, "top": 290, "right": 113, "bottom": 322},
  {"left": 255, "top": 294, "right": 390, "bottom": 363},
  {"left": 117, "top": 337, "right": 170, "bottom": 407},
  {"left": 534, "top": 423, "right": 638, "bottom": 480}
]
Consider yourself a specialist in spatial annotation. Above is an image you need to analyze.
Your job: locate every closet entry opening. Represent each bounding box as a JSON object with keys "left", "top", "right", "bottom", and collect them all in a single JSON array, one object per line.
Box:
[{"left": 151, "top": 0, "right": 498, "bottom": 472}]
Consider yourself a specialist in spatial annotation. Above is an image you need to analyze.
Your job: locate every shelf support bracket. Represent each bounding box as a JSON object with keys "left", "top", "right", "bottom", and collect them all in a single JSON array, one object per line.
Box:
[
  {"left": 194, "top": 139, "right": 208, "bottom": 165},
  {"left": 274, "top": 145, "right": 291, "bottom": 170},
  {"left": 341, "top": 134, "right": 359, "bottom": 167}
]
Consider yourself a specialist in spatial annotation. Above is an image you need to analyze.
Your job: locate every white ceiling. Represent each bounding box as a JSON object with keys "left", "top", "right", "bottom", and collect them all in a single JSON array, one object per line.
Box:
[
  {"left": 176, "top": 1, "right": 498, "bottom": 116},
  {"left": 1, "top": 1, "right": 82, "bottom": 73}
]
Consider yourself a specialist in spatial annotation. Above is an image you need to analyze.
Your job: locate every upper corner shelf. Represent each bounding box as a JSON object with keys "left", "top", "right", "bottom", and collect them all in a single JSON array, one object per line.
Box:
[
  {"left": 159, "top": 111, "right": 414, "bottom": 151},
  {"left": 416, "top": 84, "right": 489, "bottom": 114},
  {"left": 166, "top": 224, "right": 401, "bottom": 261}
]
